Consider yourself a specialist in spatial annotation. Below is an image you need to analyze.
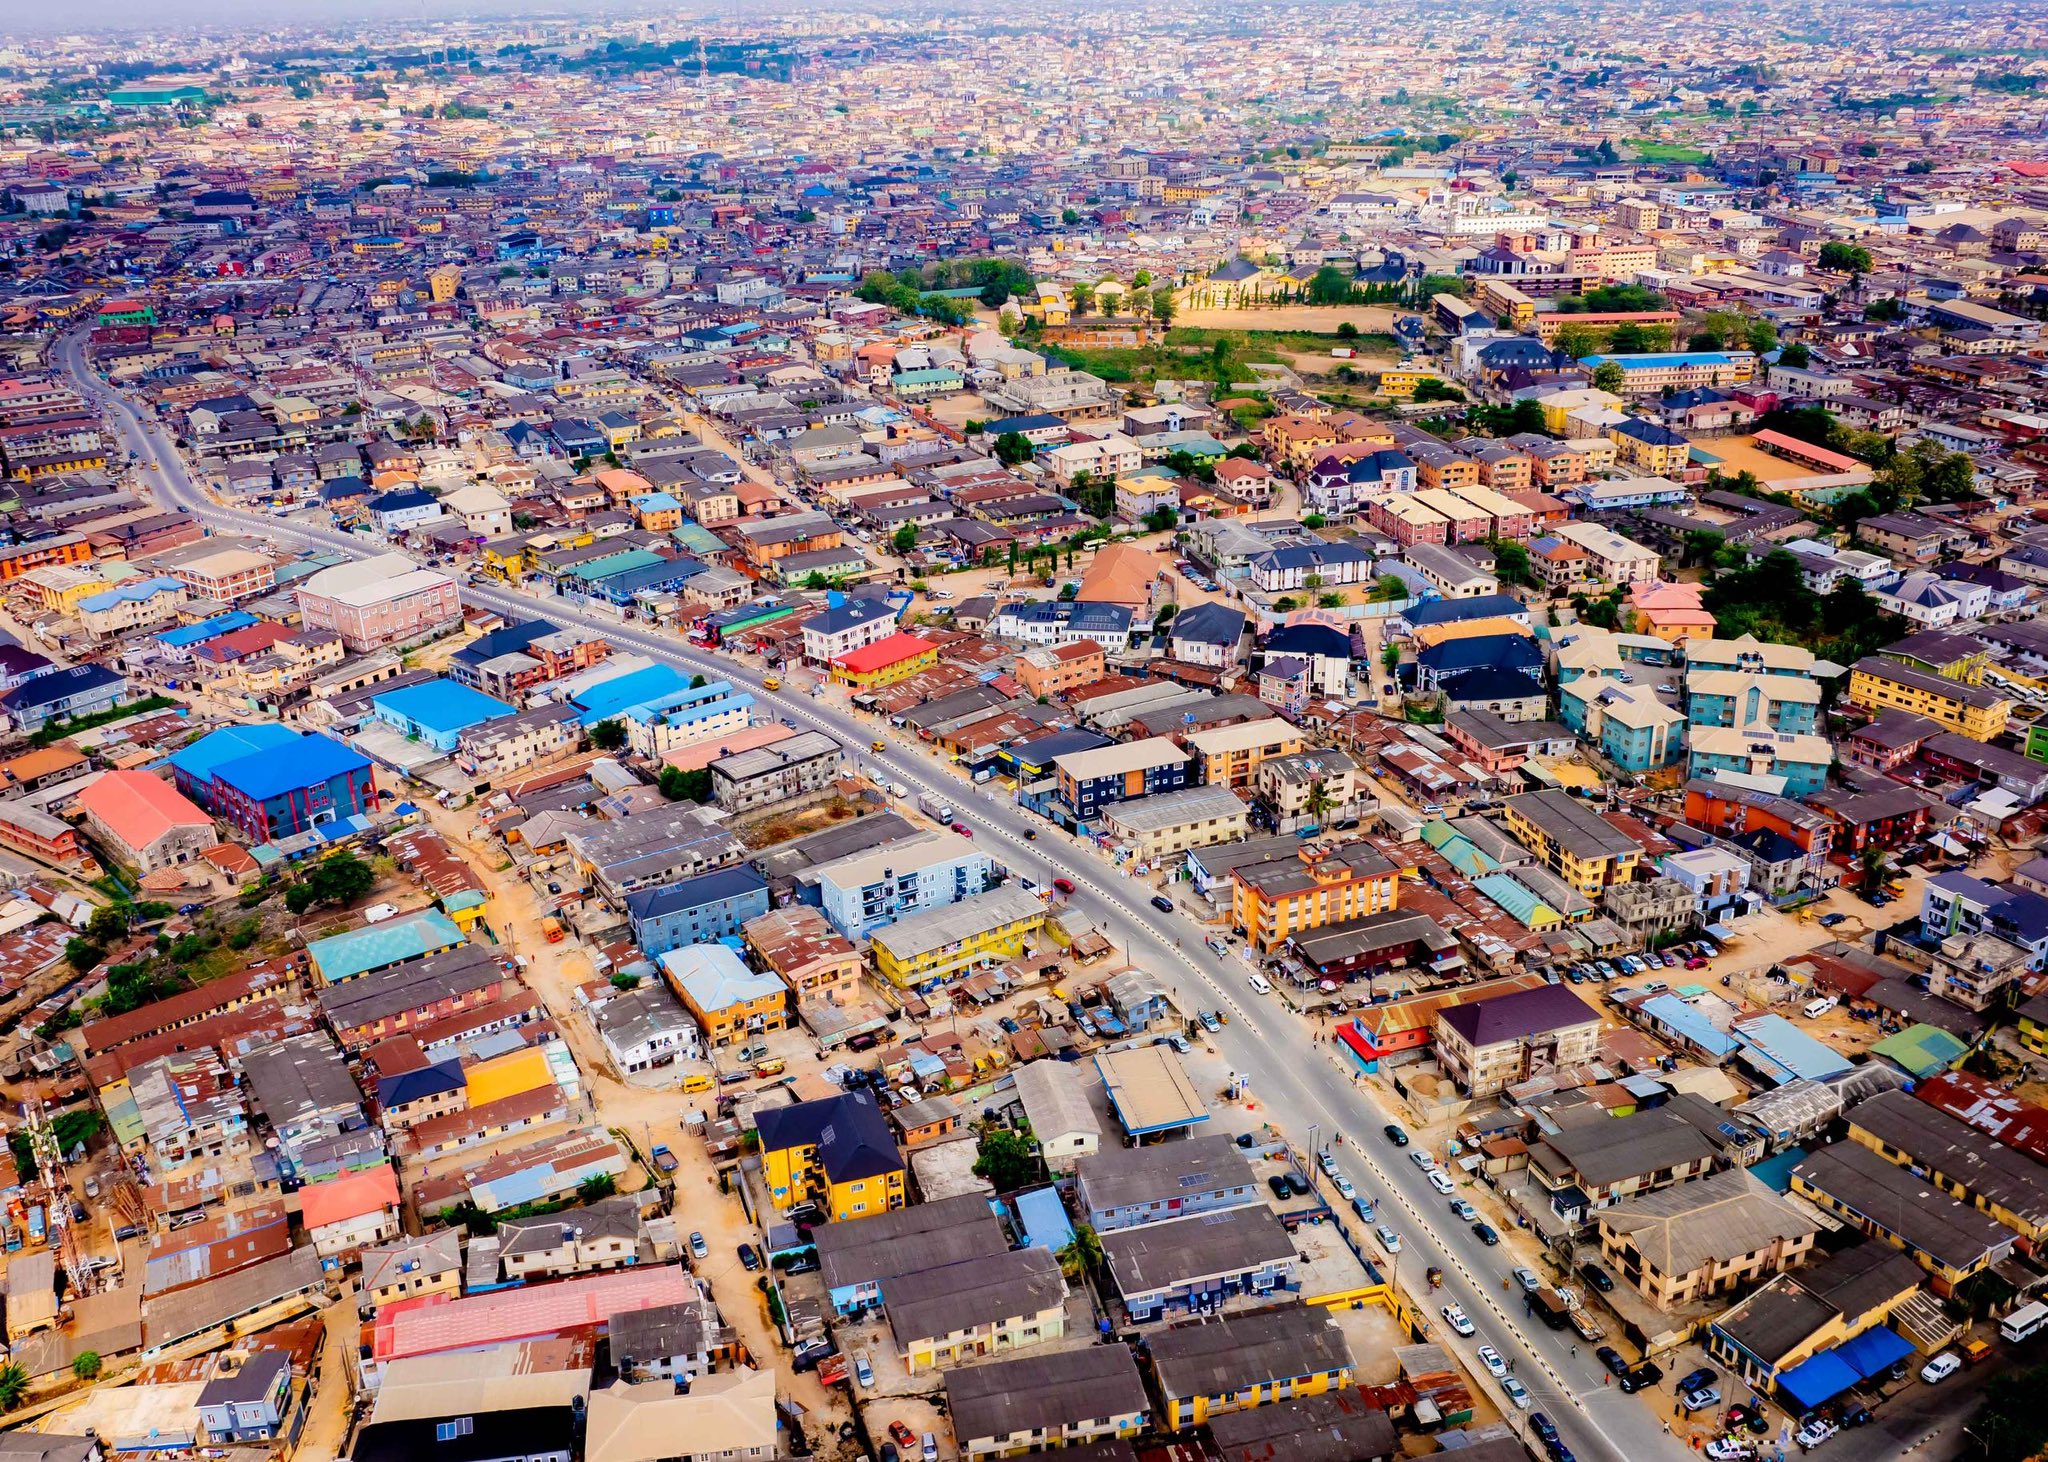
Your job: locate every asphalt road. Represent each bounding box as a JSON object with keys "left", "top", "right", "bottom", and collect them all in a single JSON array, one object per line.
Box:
[{"left": 63, "top": 331, "right": 1697, "bottom": 1462}]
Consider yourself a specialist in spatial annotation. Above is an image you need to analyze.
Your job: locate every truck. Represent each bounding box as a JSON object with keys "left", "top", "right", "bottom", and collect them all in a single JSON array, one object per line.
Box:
[
  {"left": 26, "top": 1205, "right": 45, "bottom": 1247},
  {"left": 1567, "top": 1302, "right": 1607, "bottom": 1343},
  {"left": 1525, "top": 1287, "right": 1572, "bottom": 1332},
  {"left": 918, "top": 792, "right": 955, "bottom": 823},
  {"left": 651, "top": 1145, "right": 678, "bottom": 1174},
  {"left": 541, "top": 916, "right": 565, "bottom": 943}
]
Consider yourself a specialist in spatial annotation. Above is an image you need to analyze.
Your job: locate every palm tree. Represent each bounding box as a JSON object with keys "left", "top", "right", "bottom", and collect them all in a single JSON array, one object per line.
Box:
[
  {"left": 1857, "top": 845, "right": 1892, "bottom": 897},
  {"left": 1304, "top": 779, "right": 1336, "bottom": 828},
  {"left": 0, "top": 1363, "right": 29, "bottom": 1410},
  {"left": 1057, "top": 1222, "right": 1104, "bottom": 1282}
]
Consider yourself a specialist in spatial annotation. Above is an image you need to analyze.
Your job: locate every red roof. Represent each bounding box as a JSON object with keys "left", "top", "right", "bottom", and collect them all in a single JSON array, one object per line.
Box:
[
  {"left": 75, "top": 770, "right": 211, "bottom": 858},
  {"left": 299, "top": 1164, "right": 400, "bottom": 1231},
  {"left": 833, "top": 632, "right": 934, "bottom": 675},
  {"left": 374, "top": 1263, "right": 698, "bottom": 1362}
]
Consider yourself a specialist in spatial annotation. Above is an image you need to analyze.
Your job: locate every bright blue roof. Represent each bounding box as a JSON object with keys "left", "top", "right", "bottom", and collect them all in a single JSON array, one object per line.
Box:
[
  {"left": 169, "top": 724, "right": 300, "bottom": 784},
  {"left": 212, "top": 732, "right": 371, "bottom": 802},
  {"left": 1014, "top": 1185, "right": 1074, "bottom": 1254},
  {"left": 570, "top": 664, "right": 689, "bottom": 722},
  {"left": 371, "top": 678, "right": 514, "bottom": 733},
  {"left": 1640, "top": 993, "right": 1740, "bottom": 1058},
  {"left": 1776, "top": 1349, "right": 1858, "bottom": 1409},
  {"left": 157, "top": 610, "right": 257, "bottom": 649},
  {"left": 1834, "top": 1326, "right": 1912, "bottom": 1379},
  {"left": 79, "top": 576, "right": 184, "bottom": 613},
  {"left": 1735, "top": 1013, "right": 1854, "bottom": 1085}
]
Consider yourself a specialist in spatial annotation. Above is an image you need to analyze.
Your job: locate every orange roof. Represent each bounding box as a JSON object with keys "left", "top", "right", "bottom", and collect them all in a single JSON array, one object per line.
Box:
[
  {"left": 75, "top": 770, "right": 210, "bottom": 856},
  {"left": 1078, "top": 542, "right": 1159, "bottom": 609},
  {"left": 1628, "top": 580, "right": 1705, "bottom": 610},
  {"left": 662, "top": 722, "right": 794, "bottom": 773},
  {"left": 299, "top": 1164, "right": 400, "bottom": 1231}
]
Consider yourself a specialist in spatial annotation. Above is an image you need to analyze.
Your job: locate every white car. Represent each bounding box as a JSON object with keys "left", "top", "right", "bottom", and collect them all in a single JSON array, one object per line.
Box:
[
  {"left": 1428, "top": 1170, "right": 1456, "bottom": 1195},
  {"left": 1376, "top": 1225, "right": 1401, "bottom": 1253},
  {"left": 1706, "top": 1442, "right": 1756, "bottom": 1462},
  {"left": 854, "top": 1354, "right": 874, "bottom": 1389},
  {"left": 1333, "top": 1176, "right": 1357, "bottom": 1201},
  {"left": 1500, "top": 1375, "right": 1531, "bottom": 1409},
  {"left": 1440, "top": 1304, "right": 1475, "bottom": 1337},
  {"left": 1410, "top": 1151, "right": 1437, "bottom": 1171},
  {"left": 1477, "top": 1345, "right": 1508, "bottom": 1379},
  {"left": 1449, "top": 1198, "right": 1477, "bottom": 1222},
  {"left": 1512, "top": 1267, "right": 1543, "bottom": 1293},
  {"left": 1795, "top": 1419, "right": 1837, "bottom": 1449},
  {"left": 1921, "top": 1351, "right": 1961, "bottom": 1383},
  {"left": 1318, "top": 1150, "right": 1339, "bottom": 1177}
]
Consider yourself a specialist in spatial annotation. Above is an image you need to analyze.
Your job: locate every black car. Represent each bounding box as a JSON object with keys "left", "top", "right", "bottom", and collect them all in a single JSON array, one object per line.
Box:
[
  {"left": 1268, "top": 1174, "right": 1293, "bottom": 1200},
  {"left": 1530, "top": 1414, "right": 1560, "bottom": 1446},
  {"left": 1237, "top": 1132, "right": 1259, "bottom": 1149},
  {"left": 1595, "top": 1346, "right": 1629, "bottom": 1378},
  {"left": 1285, "top": 1171, "right": 1312, "bottom": 1197},
  {"left": 1383, "top": 1123, "right": 1411, "bottom": 1147},
  {"left": 1578, "top": 1261, "right": 1616, "bottom": 1293},
  {"left": 1678, "top": 1367, "right": 1717, "bottom": 1395},
  {"left": 1471, "top": 1221, "right": 1499, "bottom": 1245},
  {"left": 737, "top": 1243, "right": 761, "bottom": 1272},
  {"left": 1150, "top": 895, "right": 1174, "bottom": 913},
  {"left": 1022, "top": 828, "right": 1038, "bottom": 840},
  {"left": 1618, "top": 1363, "right": 1663, "bottom": 1394}
]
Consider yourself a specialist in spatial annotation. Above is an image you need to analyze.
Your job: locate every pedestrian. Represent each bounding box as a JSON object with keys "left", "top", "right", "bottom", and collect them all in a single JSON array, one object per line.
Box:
[{"left": 1663, "top": 1422, "right": 1671, "bottom": 1435}]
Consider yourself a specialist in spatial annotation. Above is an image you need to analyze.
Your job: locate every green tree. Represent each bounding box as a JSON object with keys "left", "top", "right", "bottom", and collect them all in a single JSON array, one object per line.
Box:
[
  {"left": 1592, "top": 361, "right": 1627, "bottom": 394},
  {"left": 1411, "top": 377, "right": 1463, "bottom": 404},
  {"left": 1778, "top": 341, "right": 1811, "bottom": 368},
  {"left": 892, "top": 524, "right": 919, "bottom": 555},
  {"left": 1306, "top": 266, "right": 1355, "bottom": 305},
  {"left": 1069, "top": 283, "right": 1094, "bottom": 316},
  {"left": 64, "top": 938, "right": 105, "bottom": 974},
  {"left": 578, "top": 1172, "right": 617, "bottom": 1204},
  {"left": 1151, "top": 286, "right": 1177, "bottom": 326},
  {"left": 590, "top": 719, "right": 628, "bottom": 751},
  {"left": 1336, "top": 321, "right": 1359, "bottom": 340},
  {"left": 972, "top": 1120, "right": 1038, "bottom": 1192},
  {"left": 0, "top": 1363, "right": 26, "bottom": 1410},
  {"left": 658, "top": 765, "right": 712, "bottom": 802},
  {"left": 1144, "top": 506, "right": 1178, "bottom": 533},
  {"left": 1056, "top": 1222, "right": 1104, "bottom": 1281},
  {"left": 1744, "top": 318, "right": 1779, "bottom": 354},
  {"left": 1552, "top": 323, "right": 1600, "bottom": 361},
  {"left": 1492, "top": 539, "right": 1535, "bottom": 588},
  {"left": 71, "top": 1351, "right": 100, "bottom": 1382},
  {"left": 1818, "top": 241, "right": 1874, "bottom": 275},
  {"left": 992, "top": 431, "right": 1035, "bottom": 467}
]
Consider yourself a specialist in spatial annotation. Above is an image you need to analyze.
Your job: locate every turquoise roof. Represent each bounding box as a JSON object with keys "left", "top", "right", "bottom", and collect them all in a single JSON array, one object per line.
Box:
[{"left": 308, "top": 909, "right": 465, "bottom": 983}]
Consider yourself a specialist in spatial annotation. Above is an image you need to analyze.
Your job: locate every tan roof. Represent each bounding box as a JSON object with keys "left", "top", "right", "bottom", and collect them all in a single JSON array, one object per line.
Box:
[
  {"left": 583, "top": 1369, "right": 777, "bottom": 1462},
  {"left": 1598, "top": 1168, "right": 1818, "bottom": 1278},
  {"left": 1077, "top": 542, "right": 1158, "bottom": 608}
]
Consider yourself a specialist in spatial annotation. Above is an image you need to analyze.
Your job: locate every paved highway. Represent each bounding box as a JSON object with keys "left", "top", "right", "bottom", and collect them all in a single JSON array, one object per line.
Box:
[{"left": 62, "top": 332, "right": 1694, "bottom": 1462}]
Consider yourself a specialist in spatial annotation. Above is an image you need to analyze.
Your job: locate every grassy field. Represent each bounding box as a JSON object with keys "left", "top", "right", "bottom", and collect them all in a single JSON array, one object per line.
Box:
[
  {"left": 1048, "top": 326, "right": 1401, "bottom": 385},
  {"left": 1168, "top": 326, "right": 1404, "bottom": 356},
  {"left": 1173, "top": 304, "right": 1401, "bottom": 334},
  {"left": 1625, "top": 139, "right": 1712, "bottom": 163}
]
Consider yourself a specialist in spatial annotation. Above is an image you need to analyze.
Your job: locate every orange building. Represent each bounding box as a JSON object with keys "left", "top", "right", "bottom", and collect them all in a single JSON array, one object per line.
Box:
[{"left": 1017, "top": 640, "right": 1107, "bottom": 699}]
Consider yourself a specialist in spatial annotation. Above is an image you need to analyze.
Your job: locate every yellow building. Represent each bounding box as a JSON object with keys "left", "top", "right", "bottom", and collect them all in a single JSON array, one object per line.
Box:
[
  {"left": 1151, "top": 1308, "right": 1356, "bottom": 1431},
  {"left": 1378, "top": 366, "right": 1430, "bottom": 399},
  {"left": 1846, "top": 657, "right": 2010, "bottom": 742},
  {"left": 757, "top": 1090, "right": 905, "bottom": 1220},
  {"left": 1500, "top": 788, "right": 1643, "bottom": 895},
  {"left": 870, "top": 886, "right": 1046, "bottom": 989},
  {"left": 660, "top": 945, "right": 790, "bottom": 1047},
  {"left": 1180, "top": 719, "right": 1305, "bottom": 790},
  {"left": 464, "top": 1046, "right": 557, "bottom": 1109},
  {"left": 428, "top": 263, "right": 462, "bottom": 303},
  {"left": 2020, "top": 994, "right": 2048, "bottom": 1058},
  {"left": 1844, "top": 1090, "right": 2048, "bottom": 1253},
  {"left": 1232, "top": 842, "right": 1400, "bottom": 953},
  {"left": 830, "top": 633, "right": 939, "bottom": 691}
]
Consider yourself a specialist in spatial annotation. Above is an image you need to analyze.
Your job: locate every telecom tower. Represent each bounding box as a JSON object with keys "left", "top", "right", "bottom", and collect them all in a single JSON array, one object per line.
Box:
[{"left": 21, "top": 1090, "right": 89, "bottom": 1302}]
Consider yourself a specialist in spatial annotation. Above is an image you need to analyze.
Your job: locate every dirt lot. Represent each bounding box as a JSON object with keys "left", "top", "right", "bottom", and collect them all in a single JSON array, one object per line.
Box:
[{"left": 1173, "top": 304, "right": 1402, "bottom": 335}]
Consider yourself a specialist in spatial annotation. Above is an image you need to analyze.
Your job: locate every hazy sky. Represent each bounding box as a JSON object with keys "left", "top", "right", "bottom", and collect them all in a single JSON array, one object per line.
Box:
[{"left": 16, "top": 0, "right": 682, "bottom": 38}]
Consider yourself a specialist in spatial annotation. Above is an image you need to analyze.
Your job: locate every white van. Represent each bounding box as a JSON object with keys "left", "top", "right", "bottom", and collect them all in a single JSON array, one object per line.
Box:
[
  {"left": 1248, "top": 973, "right": 1273, "bottom": 996},
  {"left": 1802, "top": 996, "right": 1837, "bottom": 1020},
  {"left": 2003, "top": 1299, "right": 2048, "bottom": 1343}
]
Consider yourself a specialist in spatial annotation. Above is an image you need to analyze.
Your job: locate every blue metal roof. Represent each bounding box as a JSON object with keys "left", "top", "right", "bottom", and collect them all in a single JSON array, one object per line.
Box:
[
  {"left": 157, "top": 610, "right": 257, "bottom": 649},
  {"left": 1776, "top": 1349, "right": 1858, "bottom": 1409},
  {"left": 371, "top": 678, "right": 515, "bottom": 734},
  {"left": 212, "top": 732, "right": 371, "bottom": 802}
]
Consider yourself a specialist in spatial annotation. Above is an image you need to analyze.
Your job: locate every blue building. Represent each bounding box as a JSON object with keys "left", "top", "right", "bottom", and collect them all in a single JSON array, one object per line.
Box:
[
  {"left": 626, "top": 866, "right": 771, "bottom": 956},
  {"left": 1687, "top": 728, "right": 1832, "bottom": 797},
  {"left": 170, "top": 725, "right": 378, "bottom": 842},
  {"left": 0, "top": 663, "right": 128, "bottom": 732},
  {"left": 799, "top": 830, "right": 996, "bottom": 939},
  {"left": 370, "top": 679, "right": 515, "bottom": 751}
]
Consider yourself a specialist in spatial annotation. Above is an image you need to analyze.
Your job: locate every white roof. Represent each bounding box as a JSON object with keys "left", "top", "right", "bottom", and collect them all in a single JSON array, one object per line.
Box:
[{"left": 300, "top": 553, "right": 455, "bottom": 608}]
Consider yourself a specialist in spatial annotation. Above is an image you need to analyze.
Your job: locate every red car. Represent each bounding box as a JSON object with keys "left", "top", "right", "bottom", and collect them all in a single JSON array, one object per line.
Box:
[
  {"left": 950, "top": 821, "right": 972, "bottom": 836},
  {"left": 1052, "top": 877, "right": 1075, "bottom": 895},
  {"left": 889, "top": 1422, "right": 916, "bottom": 1448}
]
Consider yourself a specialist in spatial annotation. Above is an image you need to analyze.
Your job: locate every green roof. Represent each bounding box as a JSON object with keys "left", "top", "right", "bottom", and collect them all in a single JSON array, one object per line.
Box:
[{"left": 1870, "top": 1023, "right": 1969, "bottom": 1078}]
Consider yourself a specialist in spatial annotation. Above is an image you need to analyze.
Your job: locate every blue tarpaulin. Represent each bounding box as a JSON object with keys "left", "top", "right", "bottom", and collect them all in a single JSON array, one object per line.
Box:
[
  {"left": 1776, "top": 1350, "right": 1859, "bottom": 1409},
  {"left": 1835, "top": 1326, "right": 1913, "bottom": 1379}
]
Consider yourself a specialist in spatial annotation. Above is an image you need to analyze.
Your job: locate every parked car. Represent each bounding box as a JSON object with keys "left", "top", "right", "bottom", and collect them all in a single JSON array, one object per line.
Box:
[
  {"left": 1706, "top": 1442, "right": 1756, "bottom": 1462},
  {"left": 1449, "top": 1198, "right": 1477, "bottom": 1221},
  {"left": 1596, "top": 1346, "right": 1629, "bottom": 1378},
  {"left": 1796, "top": 1418, "right": 1837, "bottom": 1450},
  {"left": 1267, "top": 1174, "right": 1293, "bottom": 1200},
  {"left": 1619, "top": 1363, "right": 1663, "bottom": 1393},
  {"left": 1472, "top": 1221, "right": 1500, "bottom": 1245},
  {"left": 1427, "top": 1169, "right": 1456, "bottom": 1195},
  {"left": 1726, "top": 1403, "right": 1770, "bottom": 1435},
  {"left": 1352, "top": 1195, "right": 1376, "bottom": 1222},
  {"left": 855, "top": 1354, "right": 874, "bottom": 1389},
  {"left": 889, "top": 1422, "right": 916, "bottom": 1448},
  {"left": 1921, "top": 1352, "right": 1961, "bottom": 1383},
  {"left": 689, "top": 1231, "right": 708, "bottom": 1260},
  {"left": 1578, "top": 1261, "right": 1615, "bottom": 1293},
  {"left": 1477, "top": 1345, "right": 1508, "bottom": 1377},
  {"left": 1679, "top": 1367, "right": 1718, "bottom": 1394},
  {"left": 1200, "top": 1010, "right": 1221, "bottom": 1032},
  {"left": 737, "top": 1243, "right": 761, "bottom": 1272},
  {"left": 1682, "top": 1387, "right": 1722, "bottom": 1413},
  {"left": 1384, "top": 1123, "right": 1411, "bottom": 1147},
  {"left": 1441, "top": 1304, "right": 1475, "bottom": 1337},
  {"left": 1501, "top": 1376, "right": 1531, "bottom": 1409},
  {"left": 1285, "top": 1171, "right": 1311, "bottom": 1197},
  {"left": 1513, "top": 1267, "right": 1543, "bottom": 1292}
]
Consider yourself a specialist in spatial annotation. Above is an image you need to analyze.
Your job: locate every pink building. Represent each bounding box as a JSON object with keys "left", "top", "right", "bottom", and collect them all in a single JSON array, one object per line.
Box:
[{"left": 296, "top": 553, "right": 461, "bottom": 652}]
